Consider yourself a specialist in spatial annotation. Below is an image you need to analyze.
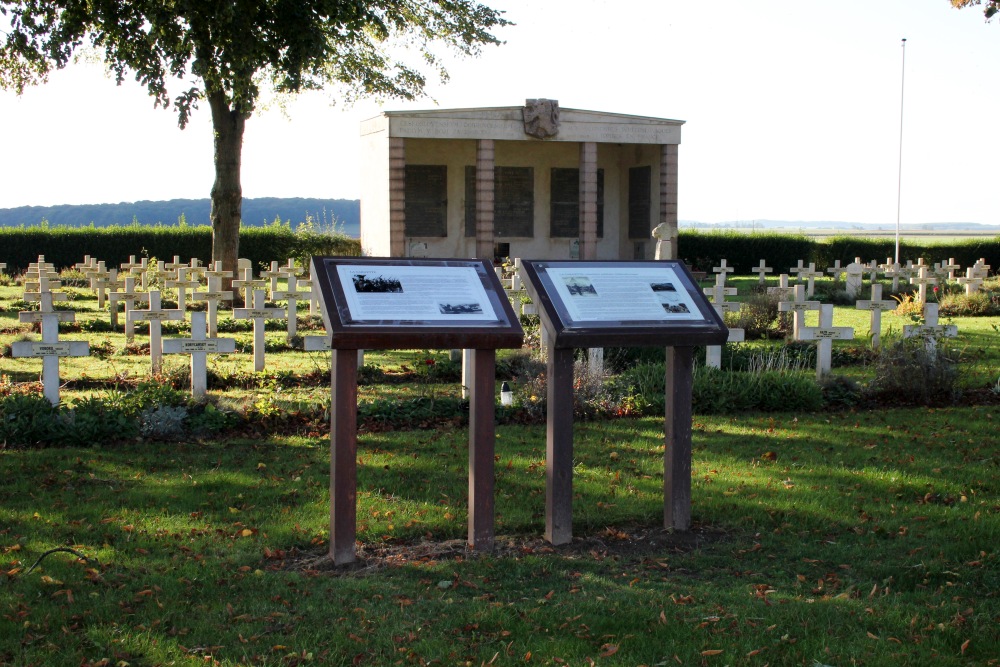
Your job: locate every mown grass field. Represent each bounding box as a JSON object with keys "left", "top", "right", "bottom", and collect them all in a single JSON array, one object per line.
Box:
[{"left": 2, "top": 408, "right": 998, "bottom": 667}]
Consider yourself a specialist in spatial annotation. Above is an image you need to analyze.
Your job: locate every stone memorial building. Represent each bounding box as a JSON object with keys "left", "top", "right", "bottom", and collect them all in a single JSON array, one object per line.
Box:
[{"left": 360, "top": 100, "right": 683, "bottom": 262}]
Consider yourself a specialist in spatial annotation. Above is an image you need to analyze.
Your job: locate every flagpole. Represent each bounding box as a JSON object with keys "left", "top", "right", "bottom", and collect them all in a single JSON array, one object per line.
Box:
[{"left": 895, "top": 38, "right": 907, "bottom": 265}]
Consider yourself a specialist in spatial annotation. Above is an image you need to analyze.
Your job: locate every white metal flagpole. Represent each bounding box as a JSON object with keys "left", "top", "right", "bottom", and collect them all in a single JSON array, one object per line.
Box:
[{"left": 895, "top": 37, "right": 907, "bottom": 265}]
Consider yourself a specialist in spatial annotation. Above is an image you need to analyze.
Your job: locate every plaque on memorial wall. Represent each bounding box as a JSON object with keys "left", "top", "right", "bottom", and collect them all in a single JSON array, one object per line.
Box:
[
  {"left": 404, "top": 165, "right": 448, "bottom": 237},
  {"left": 550, "top": 168, "right": 604, "bottom": 238},
  {"left": 628, "top": 165, "right": 652, "bottom": 239},
  {"left": 520, "top": 260, "right": 728, "bottom": 348},
  {"left": 310, "top": 257, "right": 523, "bottom": 349},
  {"left": 463, "top": 166, "right": 534, "bottom": 238}
]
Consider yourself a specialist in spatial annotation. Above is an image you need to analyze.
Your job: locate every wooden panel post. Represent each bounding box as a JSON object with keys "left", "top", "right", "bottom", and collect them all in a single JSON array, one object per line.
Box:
[
  {"left": 664, "top": 346, "right": 694, "bottom": 531},
  {"left": 468, "top": 349, "right": 496, "bottom": 551},
  {"left": 330, "top": 348, "right": 359, "bottom": 565},
  {"left": 545, "top": 346, "right": 575, "bottom": 545}
]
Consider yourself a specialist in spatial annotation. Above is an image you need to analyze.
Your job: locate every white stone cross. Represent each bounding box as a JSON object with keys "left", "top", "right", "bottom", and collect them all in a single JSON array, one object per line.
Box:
[
  {"left": 798, "top": 304, "right": 854, "bottom": 379},
  {"left": 162, "top": 311, "right": 235, "bottom": 400},
  {"left": 233, "top": 289, "right": 287, "bottom": 372},
  {"left": 712, "top": 259, "right": 735, "bottom": 280},
  {"left": 703, "top": 276, "right": 744, "bottom": 369},
  {"left": 855, "top": 284, "right": 896, "bottom": 349},
  {"left": 108, "top": 276, "right": 150, "bottom": 339},
  {"left": 794, "top": 261, "right": 822, "bottom": 296},
  {"left": 128, "top": 290, "right": 185, "bottom": 374},
  {"left": 972, "top": 259, "right": 991, "bottom": 280},
  {"left": 193, "top": 261, "right": 234, "bottom": 337},
  {"left": 882, "top": 259, "right": 903, "bottom": 292},
  {"left": 163, "top": 255, "right": 187, "bottom": 279},
  {"left": 957, "top": 267, "right": 983, "bottom": 296},
  {"left": 165, "top": 266, "right": 201, "bottom": 312},
  {"left": 909, "top": 266, "right": 937, "bottom": 303},
  {"left": 703, "top": 273, "right": 739, "bottom": 312},
  {"left": 13, "top": 289, "right": 89, "bottom": 405},
  {"left": 273, "top": 273, "right": 309, "bottom": 340},
  {"left": 232, "top": 266, "right": 268, "bottom": 308},
  {"left": 766, "top": 274, "right": 792, "bottom": 300},
  {"left": 73, "top": 255, "right": 95, "bottom": 272},
  {"left": 826, "top": 259, "right": 846, "bottom": 282},
  {"left": 92, "top": 266, "right": 123, "bottom": 310},
  {"left": 844, "top": 261, "right": 866, "bottom": 299},
  {"left": 260, "top": 261, "right": 283, "bottom": 296},
  {"left": 903, "top": 302, "right": 958, "bottom": 357},
  {"left": 778, "top": 284, "right": 821, "bottom": 340},
  {"left": 23, "top": 274, "right": 68, "bottom": 307}
]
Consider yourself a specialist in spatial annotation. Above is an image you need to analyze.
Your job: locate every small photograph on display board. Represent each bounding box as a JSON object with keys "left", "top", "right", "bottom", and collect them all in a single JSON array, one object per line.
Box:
[{"left": 334, "top": 263, "right": 500, "bottom": 324}]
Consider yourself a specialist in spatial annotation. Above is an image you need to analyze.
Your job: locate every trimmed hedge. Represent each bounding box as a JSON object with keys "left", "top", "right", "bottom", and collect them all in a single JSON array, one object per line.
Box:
[
  {"left": 679, "top": 230, "right": 1000, "bottom": 274},
  {"left": 0, "top": 223, "right": 360, "bottom": 272}
]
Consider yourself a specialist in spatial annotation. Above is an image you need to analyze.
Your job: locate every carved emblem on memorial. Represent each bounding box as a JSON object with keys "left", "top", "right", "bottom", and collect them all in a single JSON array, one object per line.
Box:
[{"left": 522, "top": 98, "right": 560, "bottom": 139}]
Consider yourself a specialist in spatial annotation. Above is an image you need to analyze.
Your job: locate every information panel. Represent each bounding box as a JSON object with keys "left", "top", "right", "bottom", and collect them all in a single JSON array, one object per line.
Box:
[
  {"left": 520, "top": 260, "right": 728, "bottom": 348},
  {"left": 311, "top": 257, "right": 523, "bottom": 350}
]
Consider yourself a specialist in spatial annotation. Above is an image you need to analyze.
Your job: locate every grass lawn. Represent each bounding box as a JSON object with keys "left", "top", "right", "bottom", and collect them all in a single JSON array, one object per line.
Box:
[{"left": 2, "top": 407, "right": 998, "bottom": 666}]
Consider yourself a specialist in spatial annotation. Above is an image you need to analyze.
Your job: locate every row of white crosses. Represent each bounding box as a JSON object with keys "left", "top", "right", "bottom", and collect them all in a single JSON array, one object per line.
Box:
[{"left": 12, "top": 255, "right": 321, "bottom": 402}]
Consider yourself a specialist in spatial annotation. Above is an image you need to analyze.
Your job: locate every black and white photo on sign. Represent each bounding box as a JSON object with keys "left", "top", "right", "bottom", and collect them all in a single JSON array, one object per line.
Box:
[
  {"left": 563, "top": 276, "right": 598, "bottom": 297},
  {"left": 335, "top": 264, "right": 500, "bottom": 322},
  {"left": 662, "top": 302, "right": 690, "bottom": 313},
  {"left": 439, "top": 302, "right": 484, "bottom": 315},
  {"left": 352, "top": 274, "right": 403, "bottom": 293}
]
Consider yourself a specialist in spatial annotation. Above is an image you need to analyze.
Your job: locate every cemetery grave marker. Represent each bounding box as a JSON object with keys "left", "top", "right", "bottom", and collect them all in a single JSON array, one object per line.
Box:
[
  {"left": 261, "top": 261, "right": 282, "bottom": 295},
  {"left": 107, "top": 276, "right": 149, "bottom": 339},
  {"left": 882, "top": 259, "right": 903, "bottom": 292},
  {"left": 844, "top": 261, "right": 865, "bottom": 298},
  {"left": 128, "top": 290, "right": 185, "bottom": 373},
  {"left": 162, "top": 311, "right": 236, "bottom": 399},
  {"left": 767, "top": 273, "right": 792, "bottom": 298},
  {"left": 855, "top": 283, "right": 896, "bottom": 349},
  {"left": 232, "top": 267, "right": 268, "bottom": 308},
  {"left": 193, "top": 261, "right": 234, "bottom": 337},
  {"left": 273, "top": 273, "right": 309, "bottom": 340},
  {"left": 702, "top": 274, "right": 743, "bottom": 368},
  {"left": 165, "top": 267, "right": 200, "bottom": 312},
  {"left": 957, "top": 267, "right": 983, "bottom": 295},
  {"left": 712, "top": 259, "right": 735, "bottom": 280},
  {"left": 910, "top": 265, "right": 937, "bottom": 303},
  {"left": 233, "top": 289, "right": 287, "bottom": 371},
  {"left": 797, "top": 303, "right": 854, "bottom": 379},
  {"left": 973, "top": 259, "right": 991, "bottom": 280},
  {"left": 311, "top": 256, "right": 523, "bottom": 565},
  {"left": 12, "top": 288, "right": 89, "bottom": 405},
  {"left": 521, "top": 259, "right": 727, "bottom": 545},
  {"left": 826, "top": 259, "right": 845, "bottom": 283},
  {"left": 903, "top": 302, "right": 957, "bottom": 357},
  {"left": 777, "top": 284, "right": 820, "bottom": 340}
]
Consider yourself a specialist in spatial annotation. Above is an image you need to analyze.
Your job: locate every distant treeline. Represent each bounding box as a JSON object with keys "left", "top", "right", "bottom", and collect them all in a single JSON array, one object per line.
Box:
[{"left": 0, "top": 197, "right": 361, "bottom": 237}]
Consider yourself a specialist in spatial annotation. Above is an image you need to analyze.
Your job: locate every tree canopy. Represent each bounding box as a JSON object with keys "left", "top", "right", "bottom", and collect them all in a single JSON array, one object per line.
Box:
[
  {"left": 0, "top": 0, "right": 509, "bottom": 270},
  {"left": 951, "top": 0, "right": 1000, "bottom": 19}
]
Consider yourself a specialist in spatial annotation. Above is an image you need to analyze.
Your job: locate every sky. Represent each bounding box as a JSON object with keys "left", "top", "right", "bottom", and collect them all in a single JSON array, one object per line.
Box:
[{"left": 1, "top": 0, "right": 999, "bottom": 226}]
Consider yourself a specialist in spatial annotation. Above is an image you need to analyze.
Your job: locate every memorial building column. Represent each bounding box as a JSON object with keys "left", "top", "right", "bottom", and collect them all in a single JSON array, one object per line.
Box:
[
  {"left": 660, "top": 144, "right": 679, "bottom": 260},
  {"left": 579, "top": 142, "right": 598, "bottom": 260},
  {"left": 475, "top": 139, "right": 496, "bottom": 260},
  {"left": 389, "top": 137, "right": 406, "bottom": 257}
]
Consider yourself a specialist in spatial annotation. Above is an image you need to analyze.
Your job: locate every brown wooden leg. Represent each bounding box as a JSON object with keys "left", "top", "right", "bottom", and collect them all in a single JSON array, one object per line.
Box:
[
  {"left": 330, "top": 348, "right": 359, "bottom": 565},
  {"left": 468, "top": 349, "right": 496, "bottom": 551},
  {"left": 664, "top": 346, "right": 693, "bottom": 531},
  {"left": 545, "top": 346, "right": 575, "bottom": 545}
]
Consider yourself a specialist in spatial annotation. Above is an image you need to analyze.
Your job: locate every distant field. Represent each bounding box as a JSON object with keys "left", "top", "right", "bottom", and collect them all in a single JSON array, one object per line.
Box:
[{"left": 686, "top": 226, "right": 1000, "bottom": 243}]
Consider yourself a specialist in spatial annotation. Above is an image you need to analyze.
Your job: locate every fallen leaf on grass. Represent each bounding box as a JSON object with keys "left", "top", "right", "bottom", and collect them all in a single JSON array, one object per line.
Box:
[
  {"left": 961, "top": 639, "right": 970, "bottom": 655},
  {"left": 701, "top": 649, "right": 723, "bottom": 656},
  {"left": 599, "top": 644, "right": 619, "bottom": 657}
]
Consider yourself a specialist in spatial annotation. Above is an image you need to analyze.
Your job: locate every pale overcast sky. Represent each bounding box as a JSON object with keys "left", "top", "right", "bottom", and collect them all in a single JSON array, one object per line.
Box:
[{"left": 1, "top": 0, "right": 998, "bottom": 225}]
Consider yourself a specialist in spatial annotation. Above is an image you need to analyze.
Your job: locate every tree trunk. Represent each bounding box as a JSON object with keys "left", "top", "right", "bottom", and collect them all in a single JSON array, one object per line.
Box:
[{"left": 208, "top": 90, "right": 245, "bottom": 283}]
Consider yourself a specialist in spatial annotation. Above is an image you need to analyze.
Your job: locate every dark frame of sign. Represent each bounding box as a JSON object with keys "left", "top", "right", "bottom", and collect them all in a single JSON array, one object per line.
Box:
[
  {"left": 519, "top": 260, "right": 728, "bottom": 544},
  {"left": 311, "top": 256, "right": 524, "bottom": 565}
]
